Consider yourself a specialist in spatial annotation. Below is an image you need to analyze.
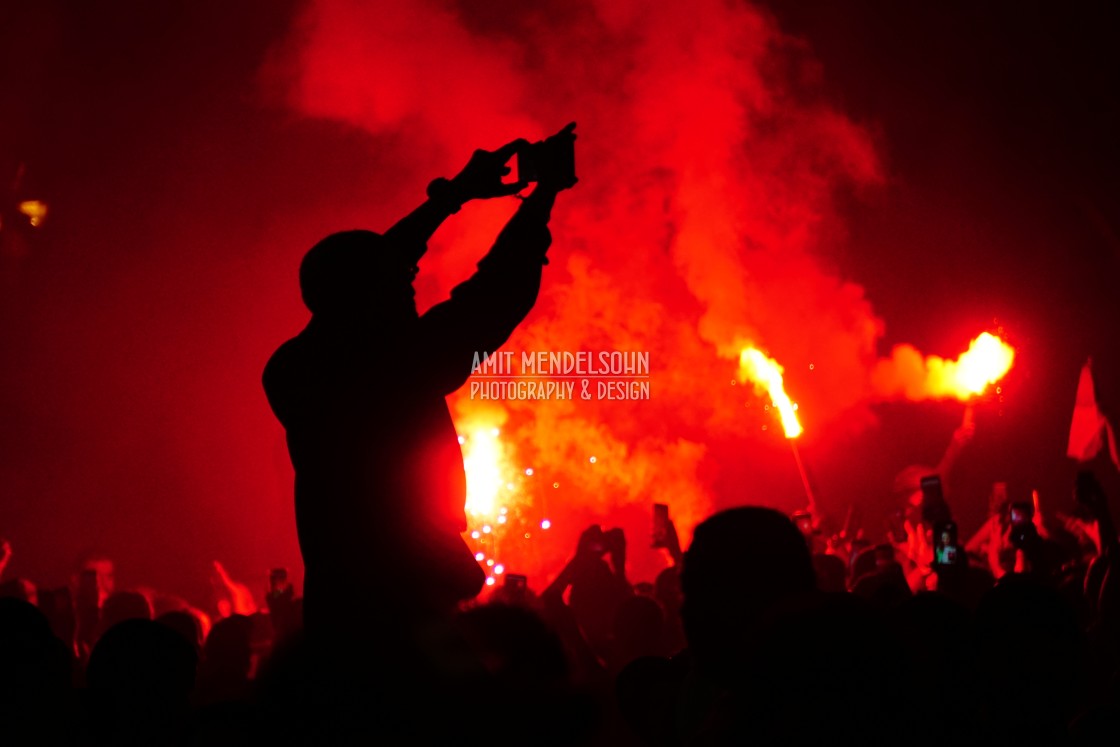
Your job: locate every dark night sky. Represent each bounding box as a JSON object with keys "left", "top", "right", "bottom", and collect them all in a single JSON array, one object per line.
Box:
[
  {"left": 767, "top": 0, "right": 1120, "bottom": 527},
  {"left": 1, "top": 0, "right": 1117, "bottom": 602}
]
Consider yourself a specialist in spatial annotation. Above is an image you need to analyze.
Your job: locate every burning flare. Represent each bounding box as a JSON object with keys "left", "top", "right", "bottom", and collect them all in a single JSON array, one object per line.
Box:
[
  {"left": 873, "top": 332, "right": 1016, "bottom": 401},
  {"left": 739, "top": 347, "right": 803, "bottom": 438},
  {"left": 950, "top": 332, "right": 1016, "bottom": 396},
  {"left": 461, "top": 426, "right": 507, "bottom": 518}
]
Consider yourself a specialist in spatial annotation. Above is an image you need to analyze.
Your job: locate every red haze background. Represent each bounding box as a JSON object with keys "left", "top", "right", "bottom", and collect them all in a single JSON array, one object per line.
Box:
[{"left": 1, "top": 0, "right": 1117, "bottom": 603}]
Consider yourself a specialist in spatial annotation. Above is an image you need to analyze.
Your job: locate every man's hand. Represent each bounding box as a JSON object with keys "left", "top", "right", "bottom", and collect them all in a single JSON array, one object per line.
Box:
[
  {"left": 448, "top": 138, "right": 529, "bottom": 201},
  {"left": 666, "top": 518, "right": 684, "bottom": 565},
  {"left": 576, "top": 524, "right": 608, "bottom": 560}
]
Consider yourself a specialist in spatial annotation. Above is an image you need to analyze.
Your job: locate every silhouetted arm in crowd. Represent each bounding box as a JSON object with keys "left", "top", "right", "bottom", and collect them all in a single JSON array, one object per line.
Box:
[
  {"left": 211, "top": 561, "right": 257, "bottom": 618},
  {"left": 541, "top": 525, "right": 614, "bottom": 681},
  {"left": 417, "top": 186, "right": 559, "bottom": 392},
  {"left": 1079, "top": 471, "right": 1120, "bottom": 616},
  {"left": 988, "top": 513, "right": 1009, "bottom": 579},
  {"left": 605, "top": 527, "right": 630, "bottom": 587},
  {"left": 0, "top": 538, "right": 10, "bottom": 579},
  {"left": 935, "top": 405, "right": 975, "bottom": 479},
  {"left": 659, "top": 518, "right": 684, "bottom": 567},
  {"left": 74, "top": 569, "right": 101, "bottom": 659}
]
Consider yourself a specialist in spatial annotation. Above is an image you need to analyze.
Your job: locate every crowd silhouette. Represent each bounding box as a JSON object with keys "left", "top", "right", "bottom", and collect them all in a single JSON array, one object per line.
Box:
[
  {"left": 3, "top": 467, "right": 1120, "bottom": 744},
  {"left": 4, "top": 128, "right": 1120, "bottom": 744}
]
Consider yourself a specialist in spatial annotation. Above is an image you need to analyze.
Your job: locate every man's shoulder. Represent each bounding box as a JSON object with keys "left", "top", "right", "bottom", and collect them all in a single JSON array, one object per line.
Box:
[{"left": 262, "top": 329, "right": 315, "bottom": 391}]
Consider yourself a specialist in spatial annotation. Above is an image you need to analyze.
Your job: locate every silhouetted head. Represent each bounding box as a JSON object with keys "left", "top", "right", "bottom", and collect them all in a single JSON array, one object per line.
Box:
[
  {"left": 75, "top": 551, "right": 115, "bottom": 599},
  {"left": 202, "top": 614, "right": 254, "bottom": 679},
  {"left": 157, "top": 610, "right": 203, "bottom": 657},
  {"left": 738, "top": 593, "right": 908, "bottom": 742},
  {"left": 894, "top": 464, "right": 935, "bottom": 515},
  {"left": 850, "top": 562, "right": 912, "bottom": 607},
  {"left": 299, "top": 230, "right": 417, "bottom": 322},
  {"left": 680, "top": 507, "right": 815, "bottom": 685},
  {"left": 616, "top": 656, "right": 683, "bottom": 747},
  {"left": 812, "top": 552, "right": 848, "bottom": 593},
  {"left": 457, "top": 603, "right": 568, "bottom": 686},
  {"left": 0, "top": 577, "right": 37, "bottom": 605},
  {"left": 101, "top": 590, "right": 152, "bottom": 634},
  {"left": 87, "top": 618, "right": 197, "bottom": 739},
  {"left": 974, "top": 574, "right": 1086, "bottom": 739},
  {"left": 0, "top": 597, "right": 71, "bottom": 703}
]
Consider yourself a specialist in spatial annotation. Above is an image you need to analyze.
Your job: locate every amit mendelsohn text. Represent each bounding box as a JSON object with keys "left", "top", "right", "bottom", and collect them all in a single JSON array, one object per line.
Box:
[{"left": 471, "top": 351, "right": 650, "bottom": 376}]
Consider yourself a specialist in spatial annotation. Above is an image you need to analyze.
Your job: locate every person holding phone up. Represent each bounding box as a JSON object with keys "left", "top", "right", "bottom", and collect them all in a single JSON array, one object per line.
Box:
[{"left": 263, "top": 125, "right": 578, "bottom": 639}]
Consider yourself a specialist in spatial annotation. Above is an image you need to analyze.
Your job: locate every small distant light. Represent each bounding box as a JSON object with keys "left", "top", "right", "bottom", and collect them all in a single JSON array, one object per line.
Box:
[
  {"left": 552, "top": 482, "right": 560, "bottom": 489},
  {"left": 474, "top": 552, "right": 485, "bottom": 561},
  {"left": 730, "top": 380, "right": 737, "bottom": 386},
  {"left": 525, "top": 468, "right": 534, "bottom": 476},
  {"left": 589, "top": 456, "right": 597, "bottom": 464},
  {"left": 457, "top": 435, "right": 466, "bottom": 444},
  {"left": 482, "top": 525, "right": 492, "bottom": 534},
  {"left": 486, "top": 559, "right": 495, "bottom": 567},
  {"left": 491, "top": 428, "right": 500, "bottom": 437},
  {"left": 499, "top": 507, "right": 508, "bottom": 515},
  {"left": 792, "top": 403, "right": 798, "bottom": 411},
  {"left": 996, "top": 386, "right": 1002, "bottom": 394},
  {"left": 506, "top": 482, "right": 515, "bottom": 490},
  {"left": 494, "top": 564, "right": 504, "bottom": 575},
  {"left": 524, "top": 532, "right": 531, "bottom": 539},
  {"left": 809, "top": 363, "right": 815, "bottom": 370},
  {"left": 471, "top": 530, "right": 481, "bottom": 539},
  {"left": 541, "top": 519, "right": 551, "bottom": 530},
  {"left": 764, "top": 404, "right": 770, "bottom": 411},
  {"left": 485, "top": 577, "right": 495, "bottom": 586},
  {"left": 497, "top": 515, "right": 507, "bottom": 524},
  {"left": 17, "top": 200, "right": 48, "bottom": 227}
]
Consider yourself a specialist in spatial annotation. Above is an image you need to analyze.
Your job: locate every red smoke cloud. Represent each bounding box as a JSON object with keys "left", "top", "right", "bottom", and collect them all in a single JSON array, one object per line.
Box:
[{"left": 267, "top": 0, "right": 998, "bottom": 579}]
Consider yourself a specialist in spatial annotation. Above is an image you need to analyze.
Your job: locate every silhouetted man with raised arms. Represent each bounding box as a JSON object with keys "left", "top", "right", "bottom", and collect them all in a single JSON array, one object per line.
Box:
[{"left": 263, "top": 125, "right": 576, "bottom": 639}]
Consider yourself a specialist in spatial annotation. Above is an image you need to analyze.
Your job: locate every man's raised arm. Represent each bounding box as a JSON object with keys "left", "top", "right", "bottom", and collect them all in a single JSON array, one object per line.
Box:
[
  {"left": 417, "top": 124, "right": 577, "bottom": 394},
  {"left": 384, "top": 139, "right": 529, "bottom": 267}
]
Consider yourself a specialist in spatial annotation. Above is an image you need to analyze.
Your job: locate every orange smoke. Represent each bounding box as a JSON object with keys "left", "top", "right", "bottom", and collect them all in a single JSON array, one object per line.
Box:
[
  {"left": 872, "top": 332, "right": 1015, "bottom": 401},
  {"left": 739, "top": 347, "right": 803, "bottom": 438},
  {"left": 273, "top": 1, "right": 1013, "bottom": 582}
]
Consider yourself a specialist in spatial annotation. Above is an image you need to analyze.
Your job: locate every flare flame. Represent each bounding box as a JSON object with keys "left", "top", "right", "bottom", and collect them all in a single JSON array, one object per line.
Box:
[
  {"left": 873, "top": 332, "right": 1016, "bottom": 401},
  {"left": 739, "top": 347, "right": 803, "bottom": 438}
]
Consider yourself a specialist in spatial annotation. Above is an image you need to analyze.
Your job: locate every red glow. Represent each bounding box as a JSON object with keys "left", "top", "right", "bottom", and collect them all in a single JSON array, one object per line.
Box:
[
  {"left": 3, "top": 0, "right": 1108, "bottom": 613},
  {"left": 277, "top": 0, "right": 1020, "bottom": 581}
]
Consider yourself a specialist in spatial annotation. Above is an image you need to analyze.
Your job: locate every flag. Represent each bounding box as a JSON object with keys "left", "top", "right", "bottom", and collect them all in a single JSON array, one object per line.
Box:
[{"left": 1067, "top": 358, "right": 1120, "bottom": 469}]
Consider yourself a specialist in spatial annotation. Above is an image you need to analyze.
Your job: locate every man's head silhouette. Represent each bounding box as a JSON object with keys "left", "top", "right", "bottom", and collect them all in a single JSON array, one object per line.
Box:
[
  {"left": 299, "top": 230, "right": 417, "bottom": 321},
  {"left": 679, "top": 506, "right": 816, "bottom": 686}
]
